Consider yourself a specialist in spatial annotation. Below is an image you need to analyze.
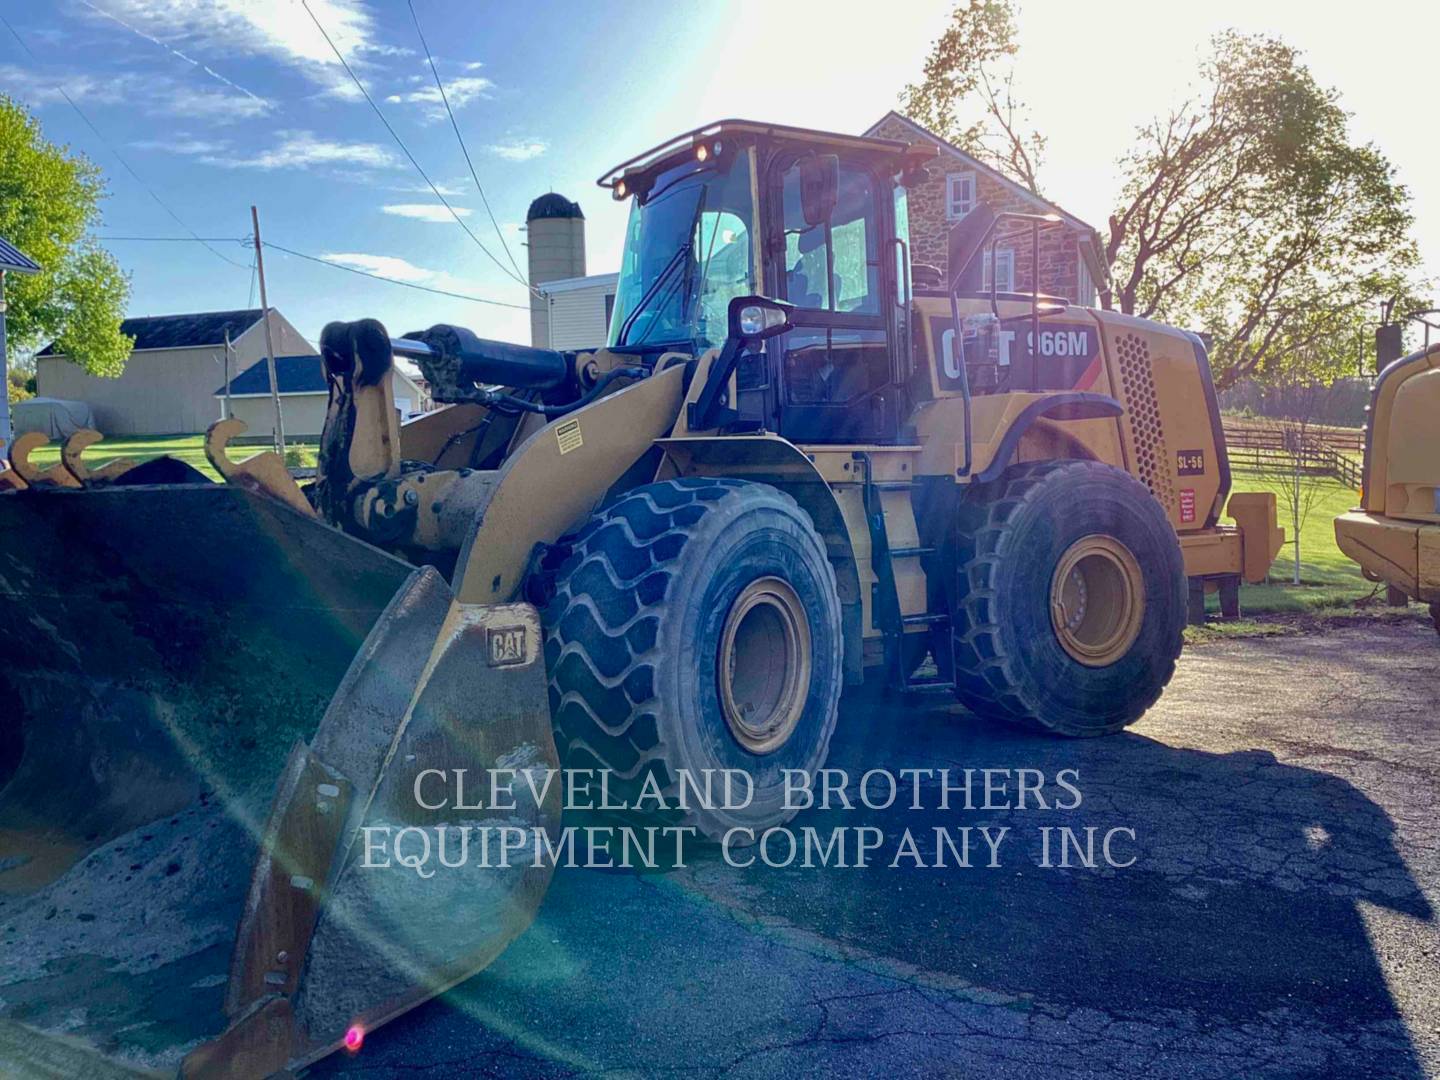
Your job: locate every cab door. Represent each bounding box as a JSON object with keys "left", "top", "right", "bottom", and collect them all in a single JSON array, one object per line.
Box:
[{"left": 766, "top": 154, "right": 898, "bottom": 444}]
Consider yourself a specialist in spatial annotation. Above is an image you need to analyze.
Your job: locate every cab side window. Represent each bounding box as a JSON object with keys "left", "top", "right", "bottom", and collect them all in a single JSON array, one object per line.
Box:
[
  {"left": 781, "top": 164, "right": 880, "bottom": 315},
  {"left": 775, "top": 159, "right": 890, "bottom": 432}
]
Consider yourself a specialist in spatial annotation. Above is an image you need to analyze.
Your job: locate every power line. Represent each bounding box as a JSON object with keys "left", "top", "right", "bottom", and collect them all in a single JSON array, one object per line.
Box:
[
  {"left": 299, "top": 0, "right": 537, "bottom": 297},
  {"left": 262, "top": 242, "right": 530, "bottom": 309},
  {"left": 0, "top": 12, "right": 251, "bottom": 272},
  {"left": 99, "top": 235, "right": 248, "bottom": 243},
  {"left": 407, "top": 0, "right": 525, "bottom": 284},
  {"left": 93, "top": 233, "right": 530, "bottom": 310}
]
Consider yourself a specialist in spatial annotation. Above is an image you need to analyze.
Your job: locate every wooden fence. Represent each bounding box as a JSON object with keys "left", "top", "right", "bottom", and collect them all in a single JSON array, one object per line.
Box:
[{"left": 1221, "top": 418, "right": 1364, "bottom": 490}]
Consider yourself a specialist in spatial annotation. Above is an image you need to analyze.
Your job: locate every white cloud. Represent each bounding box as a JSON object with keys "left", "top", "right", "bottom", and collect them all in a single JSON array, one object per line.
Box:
[
  {"left": 77, "top": 0, "right": 269, "bottom": 106},
  {"left": 0, "top": 63, "right": 271, "bottom": 123},
  {"left": 320, "top": 252, "right": 437, "bottom": 283},
  {"left": 382, "top": 203, "right": 472, "bottom": 223},
  {"left": 384, "top": 76, "right": 494, "bottom": 121},
  {"left": 132, "top": 136, "right": 230, "bottom": 155},
  {"left": 165, "top": 83, "right": 272, "bottom": 121},
  {"left": 209, "top": 130, "right": 399, "bottom": 170},
  {"left": 488, "top": 137, "right": 547, "bottom": 162},
  {"left": 388, "top": 179, "right": 467, "bottom": 197},
  {"left": 91, "top": 0, "right": 383, "bottom": 99}
]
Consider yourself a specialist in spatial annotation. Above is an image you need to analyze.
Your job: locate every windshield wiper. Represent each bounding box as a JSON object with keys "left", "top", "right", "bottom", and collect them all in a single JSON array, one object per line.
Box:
[{"left": 617, "top": 239, "right": 692, "bottom": 348}]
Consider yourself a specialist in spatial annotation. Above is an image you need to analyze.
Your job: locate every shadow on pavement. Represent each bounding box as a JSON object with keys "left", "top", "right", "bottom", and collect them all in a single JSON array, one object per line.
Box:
[{"left": 318, "top": 691, "right": 1432, "bottom": 1077}]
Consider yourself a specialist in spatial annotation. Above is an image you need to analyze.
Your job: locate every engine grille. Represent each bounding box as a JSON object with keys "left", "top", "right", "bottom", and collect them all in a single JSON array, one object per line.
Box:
[{"left": 1114, "top": 332, "right": 1176, "bottom": 513}]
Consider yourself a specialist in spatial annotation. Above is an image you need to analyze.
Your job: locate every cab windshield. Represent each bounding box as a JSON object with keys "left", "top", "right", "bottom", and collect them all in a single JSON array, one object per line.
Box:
[{"left": 608, "top": 148, "right": 757, "bottom": 352}]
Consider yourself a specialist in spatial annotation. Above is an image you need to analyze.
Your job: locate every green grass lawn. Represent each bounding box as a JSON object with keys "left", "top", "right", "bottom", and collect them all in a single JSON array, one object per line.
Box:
[
  {"left": 24, "top": 434, "right": 317, "bottom": 482},
  {"left": 1214, "top": 466, "right": 1379, "bottom": 617}
]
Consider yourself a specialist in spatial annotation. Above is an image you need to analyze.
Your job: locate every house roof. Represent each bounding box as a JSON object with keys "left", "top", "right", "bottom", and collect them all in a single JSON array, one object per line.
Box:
[
  {"left": 39, "top": 308, "right": 264, "bottom": 356},
  {"left": 0, "top": 236, "right": 41, "bottom": 275},
  {"left": 540, "top": 272, "right": 619, "bottom": 295},
  {"left": 863, "top": 111, "right": 1097, "bottom": 234},
  {"left": 216, "top": 354, "right": 422, "bottom": 398},
  {"left": 217, "top": 354, "right": 326, "bottom": 396}
]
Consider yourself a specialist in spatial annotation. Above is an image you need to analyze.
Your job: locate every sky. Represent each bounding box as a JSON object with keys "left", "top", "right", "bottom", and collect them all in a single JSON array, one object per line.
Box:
[{"left": 2, "top": 0, "right": 1437, "bottom": 353}]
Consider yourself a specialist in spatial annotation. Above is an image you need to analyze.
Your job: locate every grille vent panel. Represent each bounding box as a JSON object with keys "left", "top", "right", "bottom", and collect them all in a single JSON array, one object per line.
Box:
[{"left": 1115, "top": 332, "right": 1175, "bottom": 512}]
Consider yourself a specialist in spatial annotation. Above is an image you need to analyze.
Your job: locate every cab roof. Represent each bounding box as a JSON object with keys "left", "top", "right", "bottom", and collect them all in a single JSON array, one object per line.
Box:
[{"left": 596, "top": 119, "right": 932, "bottom": 193}]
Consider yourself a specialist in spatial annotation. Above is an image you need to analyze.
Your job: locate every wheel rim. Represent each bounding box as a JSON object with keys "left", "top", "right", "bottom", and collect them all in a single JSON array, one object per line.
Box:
[
  {"left": 1049, "top": 535, "right": 1145, "bottom": 667},
  {"left": 718, "top": 576, "right": 811, "bottom": 754}
]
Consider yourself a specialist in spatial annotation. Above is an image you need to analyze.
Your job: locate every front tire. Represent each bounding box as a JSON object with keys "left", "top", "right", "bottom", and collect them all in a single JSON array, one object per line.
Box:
[
  {"left": 948, "top": 460, "right": 1185, "bottom": 736},
  {"left": 542, "top": 478, "right": 843, "bottom": 838}
]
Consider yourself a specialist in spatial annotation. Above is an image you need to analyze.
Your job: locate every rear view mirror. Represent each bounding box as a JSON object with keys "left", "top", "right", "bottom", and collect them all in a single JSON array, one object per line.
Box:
[
  {"left": 1375, "top": 323, "right": 1404, "bottom": 368},
  {"left": 946, "top": 204, "right": 998, "bottom": 294},
  {"left": 799, "top": 154, "right": 839, "bottom": 227}
]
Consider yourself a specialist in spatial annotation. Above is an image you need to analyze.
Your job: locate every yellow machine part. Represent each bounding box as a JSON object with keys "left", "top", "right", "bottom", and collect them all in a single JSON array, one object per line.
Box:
[
  {"left": 1335, "top": 510, "right": 1440, "bottom": 603},
  {"left": 907, "top": 297, "right": 1281, "bottom": 586},
  {"left": 1338, "top": 342, "right": 1440, "bottom": 602},
  {"left": 1362, "top": 344, "right": 1440, "bottom": 523}
]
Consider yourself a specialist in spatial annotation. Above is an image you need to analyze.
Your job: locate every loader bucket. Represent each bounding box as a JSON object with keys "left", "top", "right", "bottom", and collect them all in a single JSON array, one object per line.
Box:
[{"left": 0, "top": 483, "right": 560, "bottom": 1077}]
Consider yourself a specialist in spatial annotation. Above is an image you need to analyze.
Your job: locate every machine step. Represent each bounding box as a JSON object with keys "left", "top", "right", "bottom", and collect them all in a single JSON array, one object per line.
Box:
[
  {"left": 901, "top": 612, "right": 950, "bottom": 627},
  {"left": 904, "top": 677, "right": 956, "bottom": 692}
]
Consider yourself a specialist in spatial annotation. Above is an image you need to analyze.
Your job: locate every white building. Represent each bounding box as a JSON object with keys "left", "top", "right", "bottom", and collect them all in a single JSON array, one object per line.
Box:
[
  {"left": 538, "top": 272, "right": 618, "bottom": 351},
  {"left": 216, "top": 354, "right": 425, "bottom": 440},
  {"left": 37, "top": 308, "right": 313, "bottom": 436}
]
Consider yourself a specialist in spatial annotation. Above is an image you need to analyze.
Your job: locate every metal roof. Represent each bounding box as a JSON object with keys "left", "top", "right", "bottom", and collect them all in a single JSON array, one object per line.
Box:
[
  {"left": 216, "top": 355, "right": 327, "bottom": 397},
  {"left": 0, "top": 236, "right": 40, "bottom": 275},
  {"left": 527, "top": 193, "right": 584, "bottom": 221},
  {"left": 39, "top": 308, "right": 264, "bottom": 355}
]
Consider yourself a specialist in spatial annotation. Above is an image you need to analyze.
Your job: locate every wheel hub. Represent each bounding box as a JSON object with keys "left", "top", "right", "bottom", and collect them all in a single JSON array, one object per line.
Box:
[
  {"left": 1049, "top": 535, "right": 1145, "bottom": 667},
  {"left": 718, "top": 577, "right": 811, "bottom": 754}
]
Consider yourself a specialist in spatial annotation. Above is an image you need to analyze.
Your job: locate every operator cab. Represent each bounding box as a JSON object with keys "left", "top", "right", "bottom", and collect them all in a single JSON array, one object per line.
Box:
[{"left": 600, "top": 121, "right": 930, "bottom": 445}]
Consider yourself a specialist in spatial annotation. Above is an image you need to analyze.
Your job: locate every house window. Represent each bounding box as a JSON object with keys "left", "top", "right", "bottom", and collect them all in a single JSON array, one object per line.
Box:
[
  {"left": 945, "top": 172, "right": 976, "bottom": 220},
  {"left": 981, "top": 247, "right": 1016, "bottom": 293},
  {"left": 1076, "top": 254, "right": 1095, "bottom": 307}
]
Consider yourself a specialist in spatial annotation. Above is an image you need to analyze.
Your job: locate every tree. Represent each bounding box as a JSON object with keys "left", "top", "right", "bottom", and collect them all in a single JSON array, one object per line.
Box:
[
  {"left": 899, "top": 0, "right": 1046, "bottom": 194},
  {"left": 7, "top": 358, "right": 34, "bottom": 405},
  {"left": 0, "top": 95, "right": 132, "bottom": 376},
  {"left": 1250, "top": 378, "right": 1343, "bottom": 585},
  {"left": 1105, "top": 33, "right": 1419, "bottom": 389}
]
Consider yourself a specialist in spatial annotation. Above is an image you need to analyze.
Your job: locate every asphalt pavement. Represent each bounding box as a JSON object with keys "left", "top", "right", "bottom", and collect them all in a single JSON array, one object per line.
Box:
[{"left": 315, "top": 618, "right": 1440, "bottom": 1079}]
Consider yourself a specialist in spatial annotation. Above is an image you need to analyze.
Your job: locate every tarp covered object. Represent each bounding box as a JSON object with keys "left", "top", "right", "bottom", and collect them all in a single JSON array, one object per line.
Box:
[{"left": 11, "top": 397, "right": 96, "bottom": 438}]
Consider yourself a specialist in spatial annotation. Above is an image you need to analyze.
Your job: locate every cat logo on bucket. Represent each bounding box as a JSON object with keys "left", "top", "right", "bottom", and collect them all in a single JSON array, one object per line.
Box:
[{"left": 486, "top": 625, "right": 527, "bottom": 667}]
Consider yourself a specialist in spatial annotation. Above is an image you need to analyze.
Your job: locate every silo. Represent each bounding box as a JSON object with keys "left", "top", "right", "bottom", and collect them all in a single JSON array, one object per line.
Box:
[{"left": 526, "top": 193, "right": 586, "bottom": 347}]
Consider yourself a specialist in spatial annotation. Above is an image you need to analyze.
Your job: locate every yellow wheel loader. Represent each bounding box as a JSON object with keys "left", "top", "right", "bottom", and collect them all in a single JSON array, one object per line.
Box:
[
  {"left": 1335, "top": 340, "right": 1440, "bottom": 632},
  {"left": 0, "top": 120, "right": 1282, "bottom": 1076}
]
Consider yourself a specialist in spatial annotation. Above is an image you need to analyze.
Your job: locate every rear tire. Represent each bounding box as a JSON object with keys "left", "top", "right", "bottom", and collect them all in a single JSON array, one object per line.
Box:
[
  {"left": 542, "top": 478, "right": 843, "bottom": 839},
  {"left": 947, "top": 460, "right": 1185, "bottom": 736}
]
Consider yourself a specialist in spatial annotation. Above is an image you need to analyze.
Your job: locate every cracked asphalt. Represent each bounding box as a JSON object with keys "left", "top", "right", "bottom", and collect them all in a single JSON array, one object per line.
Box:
[{"left": 315, "top": 620, "right": 1439, "bottom": 1078}]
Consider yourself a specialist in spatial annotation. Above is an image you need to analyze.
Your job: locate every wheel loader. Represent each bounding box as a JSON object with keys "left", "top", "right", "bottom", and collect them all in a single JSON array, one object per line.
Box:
[
  {"left": 1335, "top": 340, "right": 1440, "bottom": 633},
  {"left": 0, "top": 120, "right": 1283, "bottom": 1077}
]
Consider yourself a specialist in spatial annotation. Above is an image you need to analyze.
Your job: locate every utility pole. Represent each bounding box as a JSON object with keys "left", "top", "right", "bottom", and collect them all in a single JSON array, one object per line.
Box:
[
  {"left": 222, "top": 327, "right": 233, "bottom": 419},
  {"left": 0, "top": 243, "right": 41, "bottom": 460},
  {"left": 0, "top": 270, "right": 11, "bottom": 459},
  {"left": 250, "top": 205, "right": 286, "bottom": 457}
]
